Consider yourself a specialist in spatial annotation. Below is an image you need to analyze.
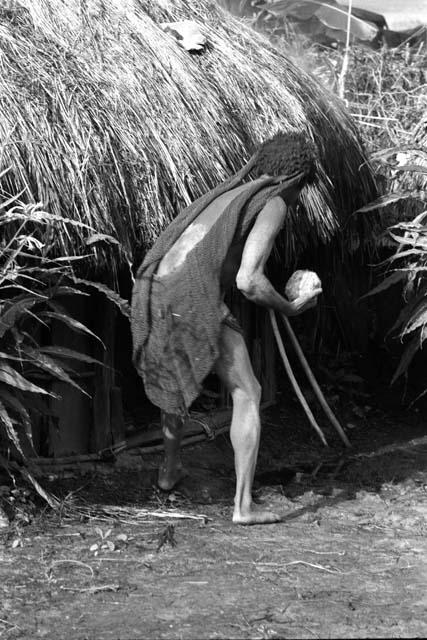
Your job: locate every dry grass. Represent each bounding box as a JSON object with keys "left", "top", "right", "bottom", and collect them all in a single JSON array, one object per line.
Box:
[
  {"left": 0, "top": 0, "right": 376, "bottom": 270},
  {"left": 279, "top": 40, "right": 426, "bottom": 150},
  {"left": 332, "top": 45, "right": 425, "bottom": 152},
  {"left": 291, "top": 40, "right": 426, "bottom": 232}
]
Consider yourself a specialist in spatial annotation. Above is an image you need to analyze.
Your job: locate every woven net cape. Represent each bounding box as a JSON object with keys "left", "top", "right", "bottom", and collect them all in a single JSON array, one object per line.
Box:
[{"left": 131, "top": 157, "right": 305, "bottom": 415}]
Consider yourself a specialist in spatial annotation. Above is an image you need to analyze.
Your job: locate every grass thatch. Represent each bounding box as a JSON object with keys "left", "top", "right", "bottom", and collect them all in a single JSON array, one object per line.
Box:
[{"left": 0, "top": 0, "right": 376, "bottom": 270}]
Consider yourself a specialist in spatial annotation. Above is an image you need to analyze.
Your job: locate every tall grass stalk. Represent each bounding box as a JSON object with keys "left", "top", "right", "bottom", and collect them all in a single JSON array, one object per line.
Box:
[{"left": 337, "top": 0, "right": 353, "bottom": 100}]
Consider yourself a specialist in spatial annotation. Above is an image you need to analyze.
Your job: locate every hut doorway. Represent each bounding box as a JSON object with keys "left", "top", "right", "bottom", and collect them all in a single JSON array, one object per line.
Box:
[{"left": 30, "top": 270, "right": 277, "bottom": 460}]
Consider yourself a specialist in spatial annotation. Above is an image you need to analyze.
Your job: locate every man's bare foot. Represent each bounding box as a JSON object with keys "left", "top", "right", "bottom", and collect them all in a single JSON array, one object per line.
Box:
[
  {"left": 158, "top": 464, "right": 189, "bottom": 491},
  {"left": 232, "top": 505, "right": 282, "bottom": 525}
]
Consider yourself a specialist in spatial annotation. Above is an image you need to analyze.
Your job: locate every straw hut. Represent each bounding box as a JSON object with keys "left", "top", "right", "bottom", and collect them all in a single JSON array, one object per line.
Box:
[{"left": 0, "top": 0, "right": 377, "bottom": 457}]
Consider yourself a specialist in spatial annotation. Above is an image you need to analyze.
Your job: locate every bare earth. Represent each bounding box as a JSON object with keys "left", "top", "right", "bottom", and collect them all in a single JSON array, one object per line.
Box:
[{"left": 1, "top": 398, "right": 427, "bottom": 639}]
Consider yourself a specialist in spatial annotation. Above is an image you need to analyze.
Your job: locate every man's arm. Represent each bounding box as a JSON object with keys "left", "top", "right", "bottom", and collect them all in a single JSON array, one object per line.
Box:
[{"left": 235, "top": 196, "right": 322, "bottom": 316}]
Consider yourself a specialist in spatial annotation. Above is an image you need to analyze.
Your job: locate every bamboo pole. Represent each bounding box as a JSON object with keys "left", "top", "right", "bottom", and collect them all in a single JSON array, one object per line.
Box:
[
  {"left": 337, "top": 0, "right": 353, "bottom": 101},
  {"left": 280, "top": 314, "right": 351, "bottom": 448},
  {"left": 269, "top": 309, "right": 328, "bottom": 447}
]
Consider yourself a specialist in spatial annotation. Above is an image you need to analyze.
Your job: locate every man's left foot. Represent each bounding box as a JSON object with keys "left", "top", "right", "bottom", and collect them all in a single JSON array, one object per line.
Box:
[
  {"left": 158, "top": 465, "right": 189, "bottom": 491},
  {"left": 232, "top": 505, "right": 282, "bottom": 525}
]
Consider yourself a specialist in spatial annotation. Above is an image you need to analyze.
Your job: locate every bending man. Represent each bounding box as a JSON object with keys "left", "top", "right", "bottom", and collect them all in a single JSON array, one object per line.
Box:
[{"left": 131, "top": 131, "right": 322, "bottom": 525}]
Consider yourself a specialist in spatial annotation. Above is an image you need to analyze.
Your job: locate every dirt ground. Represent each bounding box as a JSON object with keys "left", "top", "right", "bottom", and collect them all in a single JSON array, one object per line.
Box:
[{"left": 1, "top": 392, "right": 427, "bottom": 640}]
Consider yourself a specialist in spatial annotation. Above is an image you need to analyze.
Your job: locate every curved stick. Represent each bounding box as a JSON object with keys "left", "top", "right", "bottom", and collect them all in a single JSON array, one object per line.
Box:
[
  {"left": 269, "top": 309, "right": 328, "bottom": 447},
  {"left": 280, "top": 314, "right": 351, "bottom": 448}
]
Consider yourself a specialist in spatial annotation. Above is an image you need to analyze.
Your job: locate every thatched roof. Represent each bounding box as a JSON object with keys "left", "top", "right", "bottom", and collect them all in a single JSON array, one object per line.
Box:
[{"left": 0, "top": 0, "right": 376, "bottom": 270}]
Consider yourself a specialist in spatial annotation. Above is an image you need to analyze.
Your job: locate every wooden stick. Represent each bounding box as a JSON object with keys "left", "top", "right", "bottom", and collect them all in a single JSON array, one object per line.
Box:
[
  {"left": 280, "top": 314, "right": 351, "bottom": 448},
  {"left": 269, "top": 309, "right": 328, "bottom": 447}
]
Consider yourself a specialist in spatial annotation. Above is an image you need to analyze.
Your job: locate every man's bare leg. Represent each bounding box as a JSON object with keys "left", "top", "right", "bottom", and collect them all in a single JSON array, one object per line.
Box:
[
  {"left": 216, "top": 325, "right": 281, "bottom": 525},
  {"left": 158, "top": 412, "right": 188, "bottom": 491}
]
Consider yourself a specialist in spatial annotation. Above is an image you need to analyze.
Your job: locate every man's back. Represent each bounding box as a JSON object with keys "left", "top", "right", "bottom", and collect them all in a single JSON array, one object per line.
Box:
[{"left": 157, "top": 182, "right": 252, "bottom": 278}]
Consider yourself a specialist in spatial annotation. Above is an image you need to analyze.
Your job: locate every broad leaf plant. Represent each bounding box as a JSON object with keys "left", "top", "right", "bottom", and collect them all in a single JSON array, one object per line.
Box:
[{"left": 0, "top": 171, "right": 130, "bottom": 461}]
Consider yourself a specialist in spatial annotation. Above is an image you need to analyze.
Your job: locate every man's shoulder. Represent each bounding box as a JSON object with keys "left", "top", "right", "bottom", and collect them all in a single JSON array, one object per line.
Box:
[
  {"left": 247, "top": 195, "right": 288, "bottom": 236},
  {"left": 268, "top": 194, "right": 286, "bottom": 206},
  {"left": 256, "top": 194, "right": 287, "bottom": 217}
]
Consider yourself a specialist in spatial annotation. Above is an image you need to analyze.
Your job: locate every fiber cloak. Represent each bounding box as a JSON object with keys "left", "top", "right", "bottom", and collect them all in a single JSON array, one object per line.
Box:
[{"left": 131, "top": 165, "right": 304, "bottom": 415}]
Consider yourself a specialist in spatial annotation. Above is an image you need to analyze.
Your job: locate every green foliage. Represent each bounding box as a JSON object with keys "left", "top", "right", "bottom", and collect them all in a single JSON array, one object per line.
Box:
[
  {"left": 0, "top": 182, "right": 129, "bottom": 459},
  {"left": 364, "top": 154, "right": 427, "bottom": 394}
]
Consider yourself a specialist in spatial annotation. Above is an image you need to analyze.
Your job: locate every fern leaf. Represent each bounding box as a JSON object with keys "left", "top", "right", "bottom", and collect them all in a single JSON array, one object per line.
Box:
[
  {"left": 0, "top": 398, "right": 23, "bottom": 455},
  {"left": 360, "top": 271, "right": 407, "bottom": 299},
  {"left": 41, "top": 311, "right": 102, "bottom": 343},
  {"left": 21, "top": 348, "right": 90, "bottom": 397},
  {"left": 402, "top": 305, "right": 427, "bottom": 336},
  {"left": 86, "top": 234, "right": 121, "bottom": 247},
  {"left": 388, "top": 294, "right": 427, "bottom": 335},
  {"left": 0, "top": 389, "right": 34, "bottom": 446},
  {"left": 356, "top": 191, "right": 426, "bottom": 213},
  {"left": 0, "top": 362, "right": 51, "bottom": 394},
  {"left": 0, "top": 295, "right": 47, "bottom": 338},
  {"left": 72, "top": 277, "right": 130, "bottom": 318},
  {"left": 391, "top": 329, "right": 427, "bottom": 385},
  {"left": 39, "top": 346, "right": 103, "bottom": 366}
]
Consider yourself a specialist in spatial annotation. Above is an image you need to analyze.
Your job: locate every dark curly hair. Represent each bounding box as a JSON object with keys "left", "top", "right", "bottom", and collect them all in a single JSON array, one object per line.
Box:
[{"left": 252, "top": 131, "right": 317, "bottom": 183}]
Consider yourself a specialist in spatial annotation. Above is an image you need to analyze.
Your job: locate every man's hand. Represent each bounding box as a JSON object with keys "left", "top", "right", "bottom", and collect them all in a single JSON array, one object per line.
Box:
[{"left": 289, "top": 286, "right": 322, "bottom": 316}]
